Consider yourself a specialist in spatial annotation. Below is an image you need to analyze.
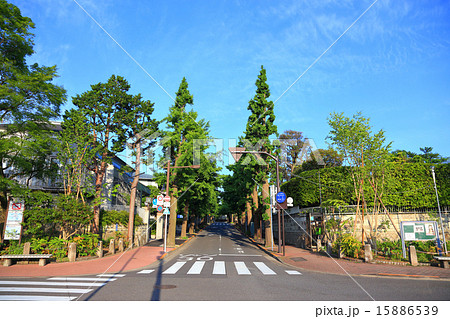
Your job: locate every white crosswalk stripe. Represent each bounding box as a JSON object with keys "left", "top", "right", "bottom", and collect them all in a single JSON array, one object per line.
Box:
[
  {"left": 138, "top": 260, "right": 303, "bottom": 277},
  {"left": 0, "top": 274, "right": 120, "bottom": 301}
]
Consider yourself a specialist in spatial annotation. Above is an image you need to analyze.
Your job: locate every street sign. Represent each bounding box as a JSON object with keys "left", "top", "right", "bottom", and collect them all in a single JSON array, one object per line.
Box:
[
  {"left": 287, "top": 197, "right": 294, "bottom": 207},
  {"left": 163, "top": 208, "right": 170, "bottom": 215},
  {"left": 152, "top": 198, "right": 158, "bottom": 208},
  {"left": 228, "top": 147, "right": 246, "bottom": 162},
  {"left": 157, "top": 194, "right": 164, "bottom": 206},
  {"left": 157, "top": 205, "right": 164, "bottom": 212},
  {"left": 163, "top": 201, "right": 170, "bottom": 208},
  {"left": 164, "top": 195, "right": 170, "bottom": 202},
  {"left": 276, "top": 192, "right": 287, "bottom": 204}
]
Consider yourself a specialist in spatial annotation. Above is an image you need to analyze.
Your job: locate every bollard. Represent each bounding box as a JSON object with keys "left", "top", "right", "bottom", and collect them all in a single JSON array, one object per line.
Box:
[
  {"left": 109, "top": 239, "right": 115, "bottom": 255},
  {"left": 364, "top": 244, "right": 373, "bottom": 263},
  {"left": 326, "top": 242, "right": 333, "bottom": 256},
  {"left": 118, "top": 238, "right": 124, "bottom": 252},
  {"left": 97, "top": 241, "right": 103, "bottom": 258},
  {"left": 409, "top": 245, "right": 418, "bottom": 266},
  {"left": 68, "top": 243, "right": 77, "bottom": 262},
  {"left": 23, "top": 242, "right": 31, "bottom": 255}
]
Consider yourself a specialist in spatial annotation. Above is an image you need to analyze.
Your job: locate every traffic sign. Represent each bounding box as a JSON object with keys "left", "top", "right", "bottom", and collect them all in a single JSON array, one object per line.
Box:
[
  {"left": 276, "top": 192, "right": 287, "bottom": 204},
  {"left": 163, "top": 208, "right": 170, "bottom": 215},
  {"left": 164, "top": 195, "right": 170, "bottom": 202},
  {"left": 287, "top": 197, "right": 294, "bottom": 207},
  {"left": 163, "top": 201, "right": 170, "bottom": 208},
  {"left": 157, "top": 194, "right": 164, "bottom": 206},
  {"left": 152, "top": 198, "right": 158, "bottom": 208},
  {"left": 157, "top": 205, "right": 164, "bottom": 212}
]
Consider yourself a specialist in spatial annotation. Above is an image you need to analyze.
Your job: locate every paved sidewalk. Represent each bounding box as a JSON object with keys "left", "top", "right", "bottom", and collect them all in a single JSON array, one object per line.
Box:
[
  {"left": 0, "top": 242, "right": 177, "bottom": 278},
  {"left": 259, "top": 244, "right": 450, "bottom": 280}
]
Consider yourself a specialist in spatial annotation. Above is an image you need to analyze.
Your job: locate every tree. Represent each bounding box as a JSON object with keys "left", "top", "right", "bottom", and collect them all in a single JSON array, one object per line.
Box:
[
  {"left": 240, "top": 66, "right": 278, "bottom": 244},
  {"left": 0, "top": 0, "right": 66, "bottom": 234},
  {"left": 279, "top": 130, "right": 305, "bottom": 182},
  {"left": 70, "top": 75, "right": 134, "bottom": 234},
  {"left": 122, "top": 92, "right": 158, "bottom": 244},
  {"left": 327, "top": 112, "right": 391, "bottom": 243}
]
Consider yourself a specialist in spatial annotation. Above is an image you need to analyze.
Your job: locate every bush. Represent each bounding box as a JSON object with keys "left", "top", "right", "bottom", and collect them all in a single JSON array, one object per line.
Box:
[
  {"left": 100, "top": 209, "right": 144, "bottom": 227},
  {"left": 335, "top": 234, "right": 362, "bottom": 258},
  {"left": 72, "top": 233, "right": 99, "bottom": 257},
  {"left": 48, "top": 238, "right": 68, "bottom": 260},
  {"left": 0, "top": 241, "right": 24, "bottom": 255}
]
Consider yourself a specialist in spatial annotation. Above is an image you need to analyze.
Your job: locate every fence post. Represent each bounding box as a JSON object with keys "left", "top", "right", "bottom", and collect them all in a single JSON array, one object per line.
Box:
[
  {"left": 364, "top": 244, "right": 373, "bottom": 262},
  {"left": 97, "top": 241, "right": 103, "bottom": 258},
  {"left": 109, "top": 239, "right": 115, "bottom": 255},
  {"left": 118, "top": 238, "right": 124, "bottom": 252},
  {"left": 409, "top": 245, "right": 418, "bottom": 266},
  {"left": 68, "top": 243, "right": 77, "bottom": 262}
]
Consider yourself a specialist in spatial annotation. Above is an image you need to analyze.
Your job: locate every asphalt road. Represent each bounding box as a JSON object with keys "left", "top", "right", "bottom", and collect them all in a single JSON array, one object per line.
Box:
[{"left": 1, "top": 222, "right": 449, "bottom": 301}]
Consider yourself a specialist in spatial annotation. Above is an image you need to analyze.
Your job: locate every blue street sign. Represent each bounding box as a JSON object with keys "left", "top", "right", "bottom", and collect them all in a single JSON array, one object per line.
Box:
[
  {"left": 276, "top": 192, "right": 287, "bottom": 204},
  {"left": 152, "top": 199, "right": 158, "bottom": 206}
]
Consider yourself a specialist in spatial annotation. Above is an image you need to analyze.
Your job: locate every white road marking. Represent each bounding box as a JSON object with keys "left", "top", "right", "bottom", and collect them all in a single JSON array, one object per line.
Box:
[
  {"left": 137, "top": 269, "right": 155, "bottom": 274},
  {"left": 0, "top": 287, "right": 91, "bottom": 294},
  {"left": 234, "top": 261, "right": 251, "bottom": 275},
  {"left": 0, "top": 295, "right": 77, "bottom": 301},
  {"left": 253, "top": 262, "right": 276, "bottom": 275},
  {"left": 163, "top": 261, "right": 186, "bottom": 274},
  {"left": 0, "top": 280, "right": 104, "bottom": 287},
  {"left": 212, "top": 261, "right": 226, "bottom": 275},
  {"left": 48, "top": 277, "right": 116, "bottom": 282},
  {"left": 187, "top": 261, "right": 206, "bottom": 274},
  {"left": 285, "top": 270, "right": 302, "bottom": 275},
  {"left": 96, "top": 274, "right": 125, "bottom": 277}
]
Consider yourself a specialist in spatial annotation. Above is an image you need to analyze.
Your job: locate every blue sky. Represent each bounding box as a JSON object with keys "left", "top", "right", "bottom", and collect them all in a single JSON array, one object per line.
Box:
[{"left": 11, "top": 0, "right": 450, "bottom": 173}]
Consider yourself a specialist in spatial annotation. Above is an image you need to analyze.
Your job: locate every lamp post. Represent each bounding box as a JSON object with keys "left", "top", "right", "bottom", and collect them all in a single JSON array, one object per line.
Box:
[
  {"left": 431, "top": 166, "right": 448, "bottom": 255},
  {"left": 165, "top": 161, "right": 200, "bottom": 249},
  {"left": 229, "top": 147, "right": 284, "bottom": 255}
]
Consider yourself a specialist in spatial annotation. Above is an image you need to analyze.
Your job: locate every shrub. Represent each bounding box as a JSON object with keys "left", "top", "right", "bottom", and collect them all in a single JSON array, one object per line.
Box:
[
  {"left": 335, "top": 234, "right": 362, "bottom": 258},
  {"left": 72, "top": 233, "right": 99, "bottom": 257},
  {"left": 48, "top": 238, "right": 68, "bottom": 260},
  {"left": 1, "top": 241, "right": 24, "bottom": 255}
]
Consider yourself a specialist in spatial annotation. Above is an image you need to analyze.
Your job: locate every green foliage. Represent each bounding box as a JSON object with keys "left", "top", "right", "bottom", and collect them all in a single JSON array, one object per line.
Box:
[
  {"left": 335, "top": 234, "right": 362, "bottom": 258},
  {"left": 100, "top": 209, "right": 143, "bottom": 227},
  {"left": 282, "top": 163, "right": 450, "bottom": 209},
  {"left": 0, "top": 241, "right": 24, "bottom": 255},
  {"left": 48, "top": 238, "right": 68, "bottom": 259},
  {"left": 72, "top": 233, "right": 99, "bottom": 257}
]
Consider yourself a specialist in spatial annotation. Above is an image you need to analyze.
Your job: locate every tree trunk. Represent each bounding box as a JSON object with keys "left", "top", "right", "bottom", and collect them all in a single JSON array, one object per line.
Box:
[
  {"left": 181, "top": 203, "right": 188, "bottom": 238},
  {"left": 263, "top": 179, "right": 272, "bottom": 248},
  {"left": 246, "top": 197, "right": 252, "bottom": 235},
  {"left": 252, "top": 186, "right": 261, "bottom": 239},
  {"left": 128, "top": 141, "right": 141, "bottom": 244},
  {"left": 167, "top": 186, "right": 178, "bottom": 247}
]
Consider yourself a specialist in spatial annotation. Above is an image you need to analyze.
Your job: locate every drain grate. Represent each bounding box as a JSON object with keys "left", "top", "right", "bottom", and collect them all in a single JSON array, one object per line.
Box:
[
  {"left": 290, "top": 257, "right": 307, "bottom": 262},
  {"left": 154, "top": 284, "right": 177, "bottom": 290}
]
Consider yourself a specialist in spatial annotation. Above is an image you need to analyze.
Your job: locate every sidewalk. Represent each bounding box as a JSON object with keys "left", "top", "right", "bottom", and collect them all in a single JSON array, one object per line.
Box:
[
  {"left": 0, "top": 239, "right": 182, "bottom": 278},
  {"left": 259, "top": 244, "right": 450, "bottom": 280}
]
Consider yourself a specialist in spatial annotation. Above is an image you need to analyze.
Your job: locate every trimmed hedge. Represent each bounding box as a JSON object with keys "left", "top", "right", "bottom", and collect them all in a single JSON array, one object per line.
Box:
[{"left": 281, "top": 163, "right": 450, "bottom": 209}]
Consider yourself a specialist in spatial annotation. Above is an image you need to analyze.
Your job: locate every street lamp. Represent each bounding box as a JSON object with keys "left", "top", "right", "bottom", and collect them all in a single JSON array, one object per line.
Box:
[
  {"left": 229, "top": 147, "right": 285, "bottom": 255},
  {"left": 164, "top": 160, "right": 200, "bottom": 250}
]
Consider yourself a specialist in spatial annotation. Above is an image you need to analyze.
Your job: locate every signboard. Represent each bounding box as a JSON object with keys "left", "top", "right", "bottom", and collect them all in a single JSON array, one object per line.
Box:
[
  {"left": 163, "top": 201, "right": 170, "bottom": 208},
  {"left": 276, "top": 192, "right": 286, "bottom": 204},
  {"left": 157, "top": 205, "right": 164, "bottom": 213},
  {"left": 400, "top": 221, "right": 439, "bottom": 258},
  {"left": 163, "top": 208, "right": 170, "bottom": 215},
  {"left": 287, "top": 197, "right": 294, "bottom": 207},
  {"left": 152, "top": 198, "right": 158, "bottom": 208},
  {"left": 164, "top": 196, "right": 170, "bottom": 202},
  {"left": 4, "top": 199, "right": 25, "bottom": 240}
]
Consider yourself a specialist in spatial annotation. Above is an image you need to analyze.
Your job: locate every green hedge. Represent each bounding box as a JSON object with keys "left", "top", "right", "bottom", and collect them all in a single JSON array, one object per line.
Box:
[{"left": 281, "top": 163, "right": 450, "bottom": 209}]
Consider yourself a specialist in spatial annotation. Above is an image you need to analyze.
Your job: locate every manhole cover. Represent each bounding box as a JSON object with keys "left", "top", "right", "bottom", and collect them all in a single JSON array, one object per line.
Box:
[
  {"left": 290, "top": 257, "right": 307, "bottom": 262},
  {"left": 154, "top": 284, "right": 177, "bottom": 290}
]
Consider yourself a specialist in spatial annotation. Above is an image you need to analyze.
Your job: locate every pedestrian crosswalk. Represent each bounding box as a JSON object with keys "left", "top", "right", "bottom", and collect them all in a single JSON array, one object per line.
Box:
[
  {"left": 137, "top": 260, "right": 302, "bottom": 277},
  {"left": 0, "top": 274, "right": 121, "bottom": 301}
]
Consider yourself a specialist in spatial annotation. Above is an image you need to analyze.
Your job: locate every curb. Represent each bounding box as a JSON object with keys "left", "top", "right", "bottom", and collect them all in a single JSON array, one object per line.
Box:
[{"left": 159, "top": 234, "right": 197, "bottom": 260}]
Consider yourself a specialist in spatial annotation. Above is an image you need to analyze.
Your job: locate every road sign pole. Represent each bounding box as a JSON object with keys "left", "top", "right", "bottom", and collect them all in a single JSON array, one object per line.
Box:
[{"left": 164, "top": 213, "right": 168, "bottom": 252}]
